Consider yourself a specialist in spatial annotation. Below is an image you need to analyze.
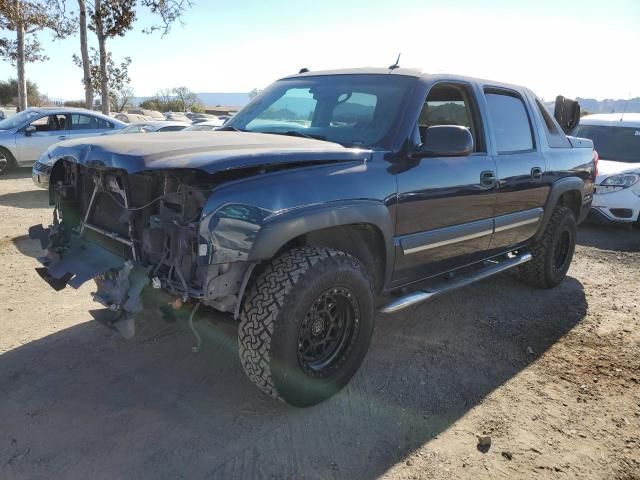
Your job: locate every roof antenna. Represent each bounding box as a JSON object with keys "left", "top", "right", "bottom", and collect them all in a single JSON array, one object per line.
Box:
[
  {"left": 620, "top": 95, "right": 630, "bottom": 121},
  {"left": 389, "top": 53, "right": 401, "bottom": 70},
  {"left": 299, "top": 67, "right": 310, "bottom": 74}
]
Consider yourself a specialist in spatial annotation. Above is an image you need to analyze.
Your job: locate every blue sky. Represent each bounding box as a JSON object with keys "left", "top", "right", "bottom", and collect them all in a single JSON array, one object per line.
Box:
[{"left": 1, "top": 0, "right": 638, "bottom": 101}]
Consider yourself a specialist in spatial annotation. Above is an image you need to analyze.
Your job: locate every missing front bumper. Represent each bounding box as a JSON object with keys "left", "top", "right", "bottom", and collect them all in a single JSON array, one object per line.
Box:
[{"left": 29, "top": 224, "right": 150, "bottom": 339}]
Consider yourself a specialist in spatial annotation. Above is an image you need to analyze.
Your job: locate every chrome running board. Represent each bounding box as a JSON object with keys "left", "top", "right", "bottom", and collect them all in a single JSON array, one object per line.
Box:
[{"left": 379, "top": 252, "right": 532, "bottom": 314}]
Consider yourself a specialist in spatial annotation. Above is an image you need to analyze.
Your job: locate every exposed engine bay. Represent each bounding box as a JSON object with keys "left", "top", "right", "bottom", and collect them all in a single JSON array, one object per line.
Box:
[{"left": 29, "top": 159, "right": 251, "bottom": 339}]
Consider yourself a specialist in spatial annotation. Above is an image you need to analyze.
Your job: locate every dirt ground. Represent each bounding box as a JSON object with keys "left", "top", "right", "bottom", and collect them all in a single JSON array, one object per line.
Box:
[{"left": 0, "top": 169, "right": 638, "bottom": 480}]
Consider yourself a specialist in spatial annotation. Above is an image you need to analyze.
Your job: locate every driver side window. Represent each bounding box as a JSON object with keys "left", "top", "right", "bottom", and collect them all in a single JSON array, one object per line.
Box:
[
  {"left": 29, "top": 114, "right": 66, "bottom": 132},
  {"left": 418, "top": 84, "right": 484, "bottom": 152}
]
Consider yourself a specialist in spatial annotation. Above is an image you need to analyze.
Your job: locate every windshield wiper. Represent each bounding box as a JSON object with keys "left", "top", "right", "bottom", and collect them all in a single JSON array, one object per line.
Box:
[{"left": 267, "top": 130, "right": 327, "bottom": 141}]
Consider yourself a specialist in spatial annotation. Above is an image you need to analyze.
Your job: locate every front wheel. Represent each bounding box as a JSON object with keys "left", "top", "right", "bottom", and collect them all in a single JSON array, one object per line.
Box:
[
  {"left": 519, "top": 206, "right": 577, "bottom": 288},
  {"left": 0, "top": 148, "right": 16, "bottom": 175},
  {"left": 238, "top": 246, "right": 375, "bottom": 407}
]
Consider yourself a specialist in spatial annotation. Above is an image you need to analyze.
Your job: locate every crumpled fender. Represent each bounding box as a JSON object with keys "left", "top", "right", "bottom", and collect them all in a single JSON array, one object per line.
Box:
[{"left": 198, "top": 154, "right": 397, "bottom": 286}]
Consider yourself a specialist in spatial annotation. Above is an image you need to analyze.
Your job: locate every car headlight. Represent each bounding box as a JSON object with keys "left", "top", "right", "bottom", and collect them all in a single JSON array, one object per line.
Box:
[{"left": 597, "top": 173, "right": 640, "bottom": 195}]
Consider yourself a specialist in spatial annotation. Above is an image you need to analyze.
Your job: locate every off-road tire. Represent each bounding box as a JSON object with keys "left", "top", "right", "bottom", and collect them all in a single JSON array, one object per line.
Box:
[
  {"left": 0, "top": 147, "right": 17, "bottom": 175},
  {"left": 519, "top": 206, "right": 576, "bottom": 289},
  {"left": 238, "top": 246, "right": 375, "bottom": 407}
]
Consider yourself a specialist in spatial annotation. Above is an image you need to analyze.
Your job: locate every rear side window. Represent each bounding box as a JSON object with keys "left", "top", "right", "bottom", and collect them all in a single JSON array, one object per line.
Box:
[
  {"left": 71, "top": 114, "right": 113, "bottom": 130},
  {"left": 535, "top": 99, "right": 570, "bottom": 148},
  {"left": 485, "top": 91, "right": 534, "bottom": 153}
]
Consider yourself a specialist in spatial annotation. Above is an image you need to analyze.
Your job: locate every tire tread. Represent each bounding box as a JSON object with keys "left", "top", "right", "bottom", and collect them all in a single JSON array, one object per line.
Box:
[{"left": 238, "top": 246, "right": 364, "bottom": 402}]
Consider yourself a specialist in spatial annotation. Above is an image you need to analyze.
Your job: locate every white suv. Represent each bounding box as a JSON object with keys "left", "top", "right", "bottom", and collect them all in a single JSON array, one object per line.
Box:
[{"left": 572, "top": 113, "right": 640, "bottom": 225}]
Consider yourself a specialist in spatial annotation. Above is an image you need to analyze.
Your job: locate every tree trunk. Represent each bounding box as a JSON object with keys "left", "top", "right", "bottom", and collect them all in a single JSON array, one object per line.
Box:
[
  {"left": 78, "top": 0, "right": 93, "bottom": 109},
  {"left": 16, "top": 19, "right": 27, "bottom": 111},
  {"left": 94, "top": 0, "right": 109, "bottom": 115}
]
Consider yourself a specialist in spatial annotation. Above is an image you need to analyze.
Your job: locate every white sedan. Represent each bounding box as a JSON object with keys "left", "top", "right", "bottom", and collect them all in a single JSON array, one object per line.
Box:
[{"left": 571, "top": 113, "right": 640, "bottom": 225}]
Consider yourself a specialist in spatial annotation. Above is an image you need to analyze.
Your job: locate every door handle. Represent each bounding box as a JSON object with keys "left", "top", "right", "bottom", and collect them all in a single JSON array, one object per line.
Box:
[
  {"left": 480, "top": 170, "right": 496, "bottom": 187},
  {"left": 531, "top": 167, "right": 543, "bottom": 179},
  {"left": 57, "top": 135, "right": 67, "bottom": 140}
]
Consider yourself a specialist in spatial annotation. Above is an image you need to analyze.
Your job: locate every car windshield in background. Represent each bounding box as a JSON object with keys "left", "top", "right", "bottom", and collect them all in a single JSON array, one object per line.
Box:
[
  {"left": 0, "top": 110, "right": 40, "bottom": 130},
  {"left": 227, "top": 74, "right": 416, "bottom": 148},
  {"left": 572, "top": 125, "right": 640, "bottom": 163}
]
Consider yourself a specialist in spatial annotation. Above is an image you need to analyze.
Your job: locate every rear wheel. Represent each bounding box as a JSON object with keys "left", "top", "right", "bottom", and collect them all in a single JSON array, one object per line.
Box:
[
  {"left": 0, "top": 148, "right": 16, "bottom": 175},
  {"left": 238, "top": 246, "right": 375, "bottom": 407},
  {"left": 519, "top": 206, "right": 576, "bottom": 288}
]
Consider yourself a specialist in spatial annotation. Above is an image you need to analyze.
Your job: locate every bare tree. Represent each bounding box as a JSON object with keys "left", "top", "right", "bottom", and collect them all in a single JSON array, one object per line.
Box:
[
  {"left": 110, "top": 85, "right": 132, "bottom": 111},
  {"left": 73, "top": 47, "right": 131, "bottom": 112},
  {"left": 171, "top": 86, "right": 201, "bottom": 111},
  {"left": 83, "top": 0, "right": 191, "bottom": 115},
  {"left": 0, "top": 0, "right": 73, "bottom": 110}
]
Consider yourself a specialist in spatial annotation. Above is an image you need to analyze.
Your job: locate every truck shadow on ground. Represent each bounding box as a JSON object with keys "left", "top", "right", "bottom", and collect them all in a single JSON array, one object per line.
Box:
[
  {"left": 0, "top": 168, "right": 32, "bottom": 181},
  {"left": 0, "top": 271, "right": 587, "bottom": 479},
  {"left": 0, "top": 189, "right": 47, "bottom": 209},
  {"left": 577, "top": 223, "right": 639, "bottom": 253}
]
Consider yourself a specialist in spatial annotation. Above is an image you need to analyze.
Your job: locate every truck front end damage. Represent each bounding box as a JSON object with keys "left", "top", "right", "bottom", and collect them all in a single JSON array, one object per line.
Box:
[{"left": 29, "top": 159, "right": 243, "bottom": 338}]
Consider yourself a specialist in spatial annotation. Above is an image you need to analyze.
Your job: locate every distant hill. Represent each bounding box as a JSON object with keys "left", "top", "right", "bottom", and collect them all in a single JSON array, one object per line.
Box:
[
  {"left": 132, "top": 92, "right": 251, "bottom": 108},
  {"left": 545, "top": 97, "right": 640, "bottom": 115}
]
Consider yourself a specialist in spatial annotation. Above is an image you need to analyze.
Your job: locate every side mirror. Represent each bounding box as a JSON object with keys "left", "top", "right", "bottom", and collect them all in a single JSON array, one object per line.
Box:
[
  {"left": 412, "top": 125, "right": 474, "bottom": 158},
  {"left": 24, "top": 125, "right": 36, "bottom": 136}
]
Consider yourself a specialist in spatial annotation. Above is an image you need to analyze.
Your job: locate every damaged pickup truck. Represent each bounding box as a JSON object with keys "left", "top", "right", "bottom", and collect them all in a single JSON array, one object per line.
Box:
[{"left": 30, "top": 68, "right": 595, "bottom": 406}]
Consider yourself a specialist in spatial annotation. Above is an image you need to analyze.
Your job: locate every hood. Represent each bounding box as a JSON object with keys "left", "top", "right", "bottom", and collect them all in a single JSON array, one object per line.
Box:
[
  {"left": 596, "top": 159, "right": 640, "bottom": 184},
  {"left": 47, "top": 131, "right": 372, "bottom": 174}
]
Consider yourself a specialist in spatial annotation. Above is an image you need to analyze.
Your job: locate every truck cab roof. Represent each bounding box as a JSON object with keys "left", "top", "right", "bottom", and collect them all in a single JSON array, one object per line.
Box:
[{"left": 281, "top": 67, "right": 530, "bottom": 94}]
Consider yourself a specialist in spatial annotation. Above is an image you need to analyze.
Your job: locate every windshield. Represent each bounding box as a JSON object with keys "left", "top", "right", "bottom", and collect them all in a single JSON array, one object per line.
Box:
[
  {"left": 226, "top": 74, "right": 416, "bottom": 148},
  {"left": 572, "top": 124, "right": 640, "bottom": 163},
  {"left": 0, "top": 110, "right": 42, "bottom": 130},
  {"left": 119, "top": 124, "right": 155, "bottom": 134}
]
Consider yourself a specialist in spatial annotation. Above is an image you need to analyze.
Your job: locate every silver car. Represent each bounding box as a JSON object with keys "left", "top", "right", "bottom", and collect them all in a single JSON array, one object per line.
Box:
[
  {"left": 0, "top": 107, "right": 125, "bottom": 175},
  {"left": 115, "top": 120, "right": 190, "bottom": 134}
]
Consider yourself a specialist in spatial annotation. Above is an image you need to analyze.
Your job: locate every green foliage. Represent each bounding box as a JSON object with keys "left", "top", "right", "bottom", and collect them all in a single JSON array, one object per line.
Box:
[
  {"left": 0, "top": 77, "right": 40, "bottom": 105},
  {"left": 190, "top": 103, "right": 204, "bottom": 113},
  {"left": 89, "top": 0, "right": 137, "bottom": 38},
  {"left": 0, "top": 0, "right": 76, "bottom": 64}
]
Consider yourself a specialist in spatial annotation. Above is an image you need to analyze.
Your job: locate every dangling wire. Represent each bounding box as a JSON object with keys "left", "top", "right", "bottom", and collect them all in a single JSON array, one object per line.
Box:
[{"left": 189, "top": 302, "right": 202, "bottom": 353}]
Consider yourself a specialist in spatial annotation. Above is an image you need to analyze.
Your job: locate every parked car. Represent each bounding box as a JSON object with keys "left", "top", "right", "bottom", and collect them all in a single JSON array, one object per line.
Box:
[
  {"left": 112, "top": 112, "right": 151, "bottom": 123},
  {"left": 182, "top": 119, "right": 224, "bottom": 131},
  {"left": 0, "top": 107, "right": 125, "bottom": 176},
  {"left": 127, "top": 108, "right": 165, "bottom": 120},
  {"left": 116, "top": 121, "right": 190, "bottom": 134},
  {"left": 28, "top": 68, "right": 595, "bottom": 407},
  {"left": 164, "top": 111, "right": 192, "bottom": 123},
  {"left": 187, "top": 113, "right": 220, "bottom": 124},
  {"left": 571, "top": 113, "right": 640, "bottom": 225}
]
